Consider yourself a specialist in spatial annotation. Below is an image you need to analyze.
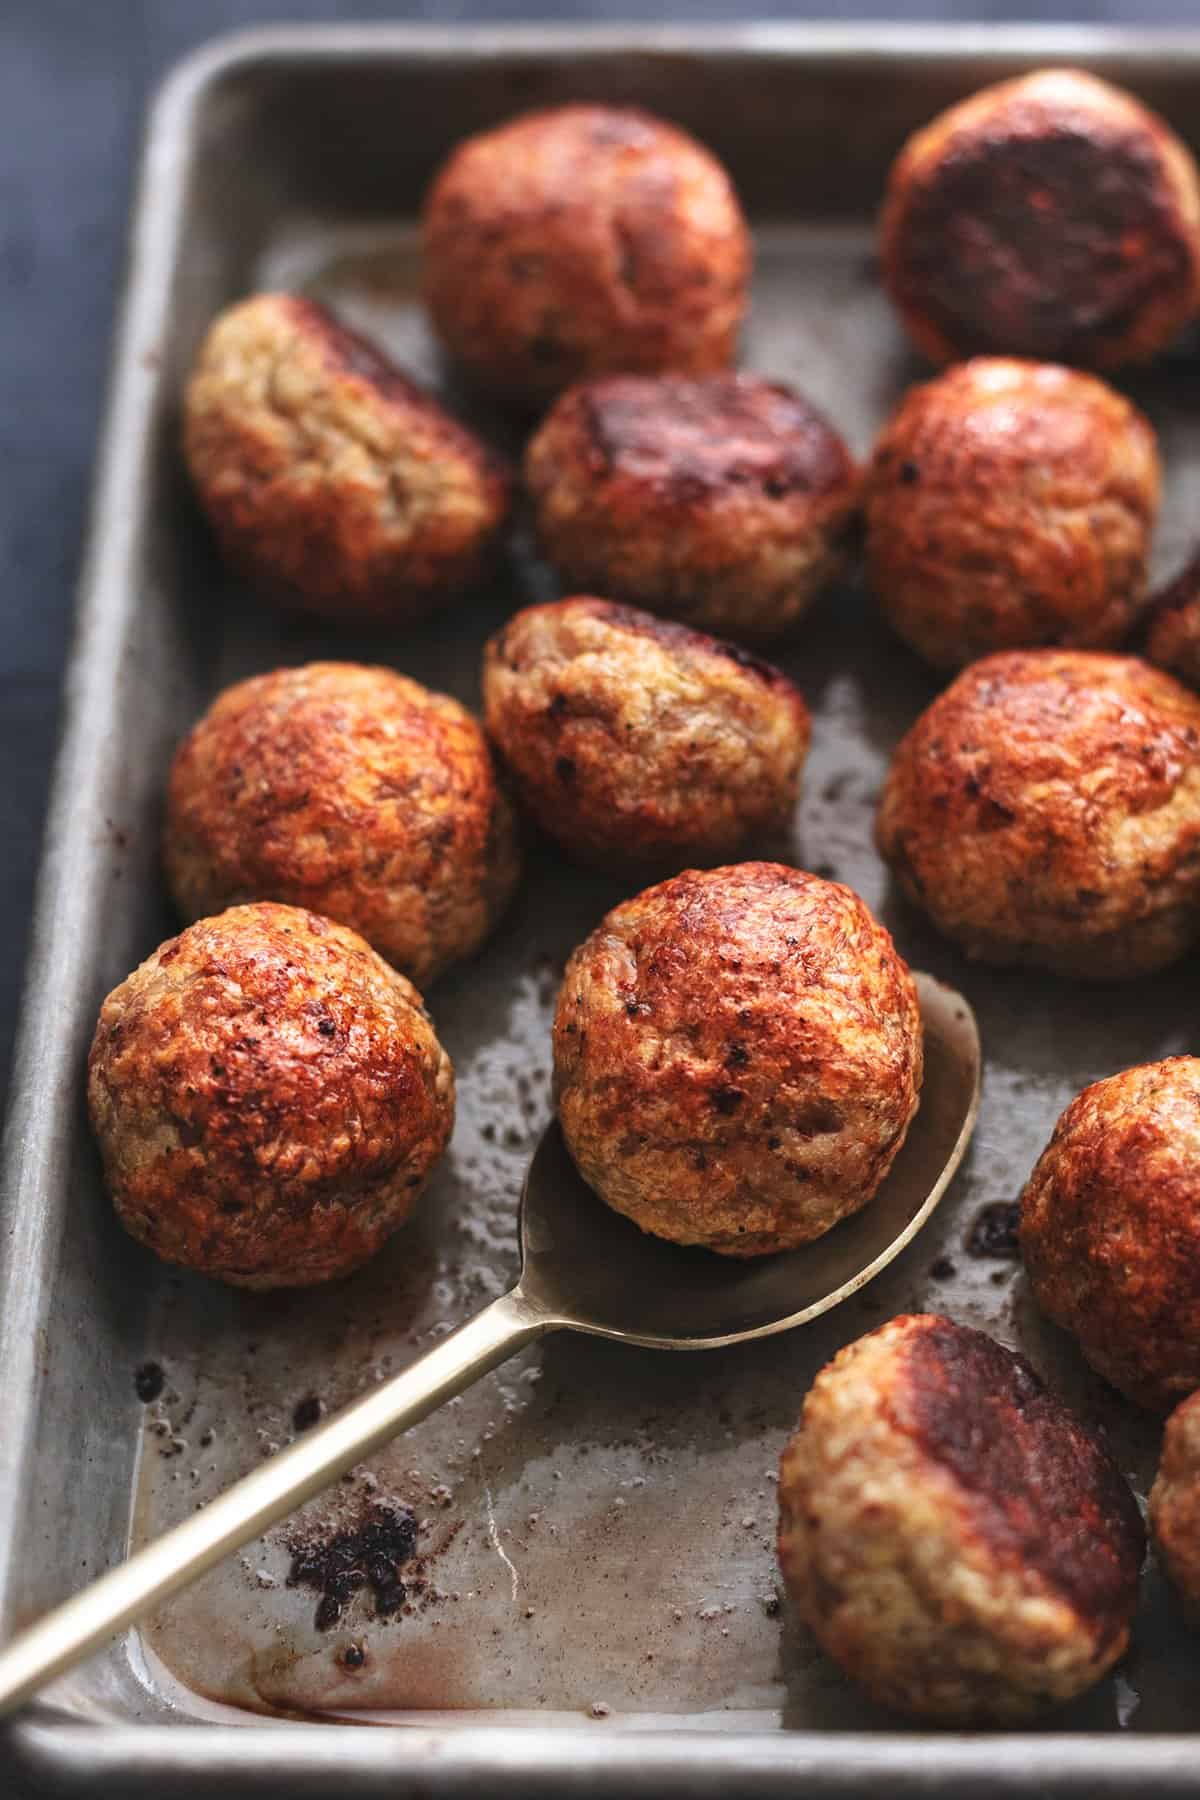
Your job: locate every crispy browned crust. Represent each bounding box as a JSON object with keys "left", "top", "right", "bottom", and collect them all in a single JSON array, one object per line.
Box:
[
  {"left": 87, "top": 903, "right": 455, "bottom": 1289},
  {"left": 881, "top": 69, "right": 1200, "bottom": 369},
  {"left": 898, "top": 1319, "right": 1145, "bottom": 1636},
  {"left": 1149, "top": 1390, "right": 1200, "bottom": 1611},
  {"left": 1020, "top": 1058, "right": 1200, "bottom": 1411},
  {"left": 165, "top": 662, "right": 521, "bottom": 990},
  {"left": 864, "top": 359, "right": 1160, "bottom": 668},
  {"left": 481, "top": 597, "right": 811, "bottom": 872},
  {"left": 525, "top": 373, "right": 859, "bottom": 642},
  {"left": 182, "top": 293, "right": 511, "bottom": 619},
  {"left": 421, "top": 105, "right": 751, "bottom": 406},
  {"left": 876, "top": 649, "right": 1200, "bottom": 978},
  {"left": 777, "top": 1314, "right": 1144, "bottom": 1722},
  {"left": 552, "top": 862, "right": 922, "bottom": 1256},
  {"left": 1146, "top": 547, "right": 1200, "bottom": 689}
]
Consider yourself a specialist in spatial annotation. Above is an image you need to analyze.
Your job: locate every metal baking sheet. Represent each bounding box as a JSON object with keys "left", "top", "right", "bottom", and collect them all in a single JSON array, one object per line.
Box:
[{"left": 5, "top": 23, "right": 1200, "bottom": 1797}]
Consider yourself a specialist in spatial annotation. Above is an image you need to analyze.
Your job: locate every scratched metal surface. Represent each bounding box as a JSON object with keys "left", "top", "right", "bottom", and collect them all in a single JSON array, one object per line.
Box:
[
  {"left": 6, "top": 30, "right": 1200, "bottom": 1791},
  {"left": 118, "top": 213, "right": 1200, "bottom": 1728}
]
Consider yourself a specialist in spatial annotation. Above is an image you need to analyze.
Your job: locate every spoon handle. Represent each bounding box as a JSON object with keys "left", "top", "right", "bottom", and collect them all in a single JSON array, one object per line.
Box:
[{"left": 0, "top": 1285, "right": 555, "bottom": 1716}]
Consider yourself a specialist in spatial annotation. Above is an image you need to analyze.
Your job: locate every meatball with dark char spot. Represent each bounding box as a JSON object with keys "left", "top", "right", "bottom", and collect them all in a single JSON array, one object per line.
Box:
[
  {"left": 183, "top": 293, "right": 511, "bottom": 620},
  {"left": 87, "top": 903, "right": 455, "bottom": 1289},
  {"left": 525, "top": 373, "right": 859, "bottom": 642},
  {"left": 882, "top": 68, "right": 1200, "bottom": 369},
  {"left": 1021, "top": 1057, "right": 1200, "bottom": 1412},
  {"left": 876, "top": 650, "right": 1200, "bottom": 978},
  {"left": 165, "top": 662, "right": 520, "bottom": 991},
  {"left": 422, "top": 105, "right": 751, "bottom": 406},
  {"left": 553, "top": 863, "right": 923, "bottom": 1256},
  {"left": 865, "top": 359, "right": 1160, "bottom": 668},
  {"left": 481, "top": 597, "right": 810, "bottom": 873},
  {"left": 1149, "top": 1390, "right": 1200, "bottom": 1615},
  {"left": 778, "top": 1314, "right": 1145, "bottom": 1722}
]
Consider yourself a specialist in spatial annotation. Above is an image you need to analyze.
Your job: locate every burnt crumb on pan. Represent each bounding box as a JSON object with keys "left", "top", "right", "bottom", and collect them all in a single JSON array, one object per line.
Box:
[
  {"left": 966, "top": 1201, "right": 1021, "bottom": 1258},
  {"left": 134, "top": 1361, "right": 165, "bottom": 1403},
  {"left": 339, "top": 1641, "right": 367, "bottom": 1671},
  {"left": 286, "top": 1502, "right": 418, "bottom": 1631},
  {"left": 930, "top": 1255, "right": 957, "bottom": 1280},
  {"left": 292, "top": 1394, "right": 322, "bottom": 1432}
]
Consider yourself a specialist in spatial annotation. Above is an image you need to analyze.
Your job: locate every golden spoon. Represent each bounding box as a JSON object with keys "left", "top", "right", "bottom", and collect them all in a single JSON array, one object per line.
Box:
[{"left": 0, "top": 970, "right": 978, "bottom": 1714}]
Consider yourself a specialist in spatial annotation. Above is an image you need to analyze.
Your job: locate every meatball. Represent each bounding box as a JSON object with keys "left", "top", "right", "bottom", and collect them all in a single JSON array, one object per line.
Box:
[
  {"left": 1146, "top": 547, "right": 1200, "bottom": 690},
  {"left": 525, "top": 374, "right": 859, "bottom": 642},
  {"left": 165, "top": 662, "right": 520, "bottom": 990},
  {"left": 1020, "top": 1058, "right": 1200, "bottom": 1411},
  {"left": 481, "top": 598, "right": 810, "bottom": 872},
  {"left": 777, "top": 1314, "right": 1144, "bottom": 1723},
  {"left": 865, "top": 359, "right": 1160, "bottom": 668},
  {"left": 552, "top": 863, "right": 923, "bottom": 1256},
  {"left": 87, "top": 903, "right": 455, "bottom": 1288},
  {"left": 1149, "top": 1390, "right": 1200, "bottom": 1614},
  {"left": 183, "top": 293, "right": 510, "bottom": 619},
  {"left": 876, "top": 650, "right": 1200, "bottom": 978},
  {"left": 421, "top": 105, "right": 750, "bottom": 406},
  {"left": 881, "top": 67, "right": 1200, "bottom": 369}
]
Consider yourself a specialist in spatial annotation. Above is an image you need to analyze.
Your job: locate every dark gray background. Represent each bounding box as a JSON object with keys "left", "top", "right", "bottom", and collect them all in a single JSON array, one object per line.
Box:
[{"left": 3, "top": 0, "right": 1197, "bottom": 1108}]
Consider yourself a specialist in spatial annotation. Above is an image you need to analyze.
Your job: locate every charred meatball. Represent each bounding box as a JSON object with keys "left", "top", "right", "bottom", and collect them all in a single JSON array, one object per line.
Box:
[
  {"left": 183, "top": 293, "right": 510, "bottom": 619},
  {"left": 165, "top": 662, "right": 520, "bottom": 990},
  {"left": 525, "top": 374, "right": 859, "bottom": 642},
  {"left": 1149, "top": 1390, "right": 1200, "bottom": 1614},
  {"left": 865, "top": 359, "right": 1160, "bottom": 668},
  {"left": 421, "top": 105, "right": 750, "bottom": 406},
  {"left": 876, "top": 650, "right": 1200, "bottom": 978},
  {"left": 553, "top": 863, "right": 922, "bottom": 1256},
  {"left": 881, "top": 68, "right": 1200, "bottom": 369},
  {"left": 778, "top": 1314, "right": 1144, "bottom": 1722},
  {"left": 1021, "top": 1058, "right": 1200, "bottom": 1411},
  {"left": 87, "top": 903, "right": 455, "bottom": 1288},
  {"left": 481, "top": 598, "right": 810, "bottom": 872},
  {"left": 1146, "top": 547, "right": 1200, "bottom": 689}
]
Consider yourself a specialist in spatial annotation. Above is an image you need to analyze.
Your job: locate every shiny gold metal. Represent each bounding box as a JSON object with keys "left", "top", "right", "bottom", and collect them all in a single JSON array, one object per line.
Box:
[{"left": 0, "top": 971, "right": 979, "bottom": 1716}]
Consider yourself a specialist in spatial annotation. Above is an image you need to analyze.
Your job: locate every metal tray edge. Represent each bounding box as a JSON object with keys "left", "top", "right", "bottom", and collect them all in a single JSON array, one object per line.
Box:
[
  {"left": 11, "top": 1716, "right": 1200, "bottom": 1797},
  {"left": 5, "top": 22, "right": 1200, "bottom": 1796},
  {"left": 0, "top": 17, "right": 208, "bottom": 1641}
]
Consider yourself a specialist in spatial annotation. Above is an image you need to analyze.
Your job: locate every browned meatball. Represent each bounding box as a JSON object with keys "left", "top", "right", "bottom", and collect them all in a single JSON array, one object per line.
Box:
[
  {"left": 553, "top": 864, "right": 923, "bottom": 1256},
  {"left": 865, "top": 359, "right": 1160, "bottom": 668},
  {"left": 1146, "top": 547, "right": 1200, "bottom": 689},
  {"left": 165, "top": 663, "right": 520, "bottom": 990},
  {"left": 1020, "top": 1058, "right": 1200, "bottom": 1411},
  {"left": 525, "top": 374, "right": 859, "bottom": 642},
  {"left": 481, "top": 598, "right": 810, "bottom": 872},
  {"left": 876, "top": 650, "right": 1200, "bottom": 978},
  {"left": 421, "top": 106, "right": 751, "bottom": 406},
  {"left": 1149, "top": 1390, "right": 1200, "bottom": 1614},
  {"left": 183, "top": 293, "right": 510, "bottom": 619},
  {"left": 87, "top": 904, "right": 455, "bottom": 1289},
  {"left": 881, "top": 68, "right": 1200, "bottom": 369},
  {"left": 778, "top": 1314, "right": 1144, "bottom": 1722}
]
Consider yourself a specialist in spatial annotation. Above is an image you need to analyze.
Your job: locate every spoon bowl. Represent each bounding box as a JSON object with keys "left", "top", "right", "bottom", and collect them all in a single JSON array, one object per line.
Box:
[
  {"left": 520, "top": 970, "right": 980, "bottom": 1346},
  {"left": 0, "top": 969, "right": 979, "bottom": 1715}
]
